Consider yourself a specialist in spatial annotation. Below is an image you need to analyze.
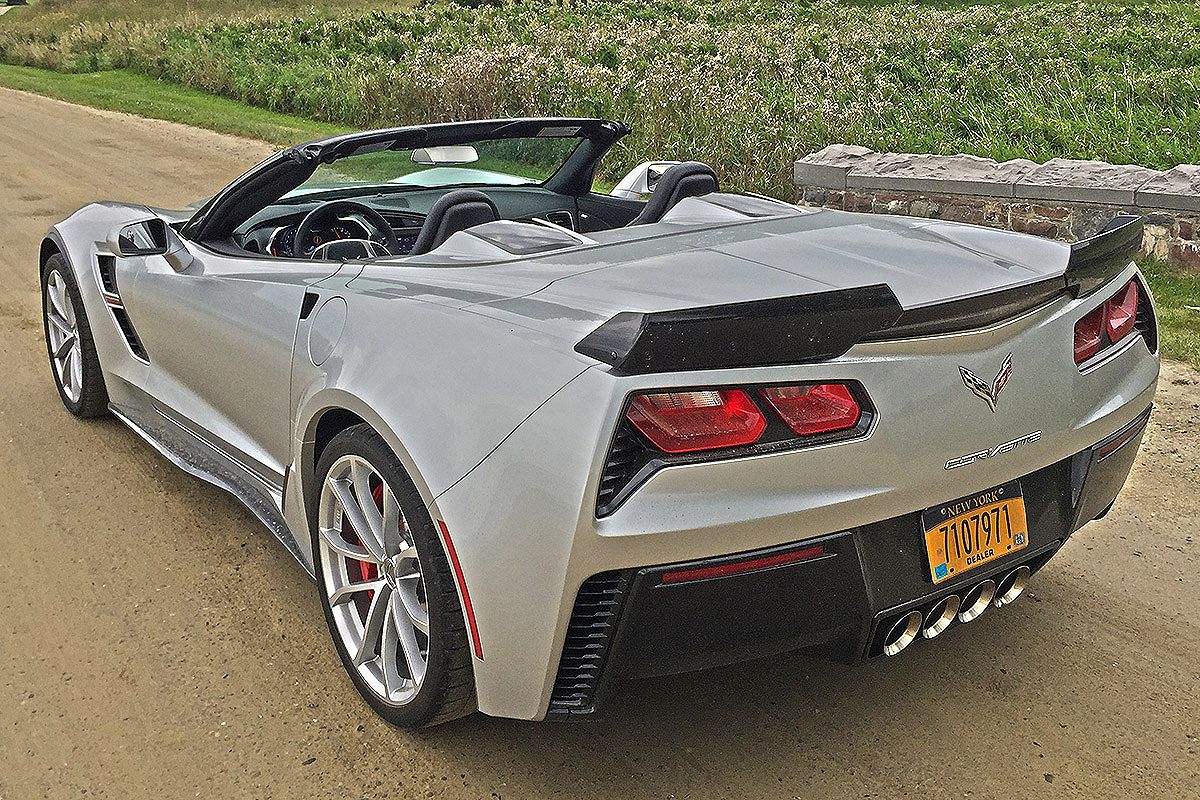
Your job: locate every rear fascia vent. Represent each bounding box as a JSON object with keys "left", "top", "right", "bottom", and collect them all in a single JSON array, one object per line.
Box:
[
  {"left": 1134, "top": 277, "right": 1158, "bottom": 353},
  {"left": 596, "top": 424, "right": 652, "bottom": 516},
  {"left": 547, "top": 570, "right": 629, "bottom": 715}
]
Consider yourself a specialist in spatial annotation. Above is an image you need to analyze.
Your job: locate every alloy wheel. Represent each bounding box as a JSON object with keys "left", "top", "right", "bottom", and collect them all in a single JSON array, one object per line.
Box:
[
  {"left": 44, "top": 269, "right": 82, "bottom": 403},
  {"left": 317, "top": 454, "right": 430, "bottom": 705}
]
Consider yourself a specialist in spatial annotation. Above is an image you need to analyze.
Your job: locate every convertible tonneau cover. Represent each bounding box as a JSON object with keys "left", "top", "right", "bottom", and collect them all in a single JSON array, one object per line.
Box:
[{"left": 576, "top": 215, "right": 1144, "bottom": 374}]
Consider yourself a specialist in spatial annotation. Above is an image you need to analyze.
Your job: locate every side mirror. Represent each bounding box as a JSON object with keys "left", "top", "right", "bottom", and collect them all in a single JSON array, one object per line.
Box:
[
  {"left": 115, "top": 218, "right": 194, "bottom": 272},
  {"left": 609, "top": 161, "right": 681, "bottom": 199},
  {"left": 117, "top": 219, "right": 169, "bottom": 256}
]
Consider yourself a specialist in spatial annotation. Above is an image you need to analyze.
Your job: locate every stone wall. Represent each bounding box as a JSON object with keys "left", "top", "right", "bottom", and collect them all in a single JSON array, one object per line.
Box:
[{"left": 793, "top": 146, "right": 1200, "bottom": 270}]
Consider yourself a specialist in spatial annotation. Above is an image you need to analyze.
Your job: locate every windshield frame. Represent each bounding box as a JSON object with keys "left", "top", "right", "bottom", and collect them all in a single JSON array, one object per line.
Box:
[
  {"left": 183, "top": 118, "right": 631, "bottom": 243},
  {"left": 281, "top": 135, "right": 589, "bottom": 199}
]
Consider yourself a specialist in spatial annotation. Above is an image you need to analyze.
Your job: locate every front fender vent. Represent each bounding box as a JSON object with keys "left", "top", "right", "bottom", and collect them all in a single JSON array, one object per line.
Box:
[
  {"left": 96, "top": 255, "right": 119, "bottom": 297},
  {"left": 110, "top": 306, "right": 148, "bottom": 362},
  {"left": 96, "top": 254, "right": 149, "bottom": 364}
]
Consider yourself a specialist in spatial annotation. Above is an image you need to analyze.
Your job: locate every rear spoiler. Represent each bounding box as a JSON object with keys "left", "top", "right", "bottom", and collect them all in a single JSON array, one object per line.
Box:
[
  {"left": 577, "top": 215, "right": 1145, "bottom": 374},
  {"left": 1066, "top": 214, "right": 1144, "bottom": 297},
  {"left": 574, "top": 285, "right": 903, "bottom": 375}
]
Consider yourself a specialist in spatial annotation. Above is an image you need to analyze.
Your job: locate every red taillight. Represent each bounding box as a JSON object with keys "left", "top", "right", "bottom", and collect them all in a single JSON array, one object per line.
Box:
[
  {"left": 1105, "top": 280, "right": 1139, "bottom": 343},
  {"left": 626, "top": 389, "right": 766, "bottom": 453},
  {"left": 1074, "top": 279, "right": 1142, "bottom": 365},
  {"left": 1073, "top": 305, "right": 1105, "bottom": 364},
  {"left": 759, "top": 383, "right": 861, "bottom": 436}
]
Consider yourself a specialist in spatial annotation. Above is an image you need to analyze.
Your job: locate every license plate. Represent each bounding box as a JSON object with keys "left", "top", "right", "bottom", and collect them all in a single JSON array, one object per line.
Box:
[{"left": 922, "top": 481, "right": 1028, "bottom": 584}]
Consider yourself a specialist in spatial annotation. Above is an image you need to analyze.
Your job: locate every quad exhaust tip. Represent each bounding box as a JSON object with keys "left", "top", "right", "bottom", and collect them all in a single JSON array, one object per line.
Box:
[
  {"left": 957, "top": 579, "right": 996, "bottom": 623},
  {"left": 880, "top": 566, "right": 1033, "bottom": 656},
  {"left": 994, "top": 566, "right": 1031, "bottom": 608},
  {"left": 882, "top": 610, "right": 923, "bottom": 656},
  {"left": 922, "top": 594, "right": 961, "bottom": 639}
]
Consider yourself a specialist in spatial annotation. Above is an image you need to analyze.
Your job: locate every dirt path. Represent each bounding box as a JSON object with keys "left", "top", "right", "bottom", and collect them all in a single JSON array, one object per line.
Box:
[{"left": 0, "top": 86, "right": 1197, "bottom": 800}]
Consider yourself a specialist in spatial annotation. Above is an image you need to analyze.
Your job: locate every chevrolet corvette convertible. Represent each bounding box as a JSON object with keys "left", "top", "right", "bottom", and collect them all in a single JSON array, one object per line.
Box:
[{"left": 39, "top": 118, "right": 1158, "bottom": 726}]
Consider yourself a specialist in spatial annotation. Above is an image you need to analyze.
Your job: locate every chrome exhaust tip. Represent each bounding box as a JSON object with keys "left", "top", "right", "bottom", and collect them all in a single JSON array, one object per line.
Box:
[
  {"left": 994, "top": 566, "right": 1031, "bottom": 608},
  {"left": 922, "top": 594, "right": 961, "bottom": 639},
  {"left": 882, "top": 610, "right": 924, "bottom": 656},
  {"left": 957, "top": 580, "right": 996, "bottom": 623}
]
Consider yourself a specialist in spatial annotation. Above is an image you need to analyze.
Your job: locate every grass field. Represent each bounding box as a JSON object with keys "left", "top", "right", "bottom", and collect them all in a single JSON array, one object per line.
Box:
[
  {"left": 0, "top": 64, "right": 346, "bottom": 143},
  {"left": 0, "top": 0, "right": 1196, "bottom": 365},
  {"left": 0, "top": 0, "right": 404, "bottom": 31},
  {"left": 1139, "top": 260, "right": 1200, "bottom": 368},
  {"left": 4, "top": 1, "right": 1200, "bottom": 198}
]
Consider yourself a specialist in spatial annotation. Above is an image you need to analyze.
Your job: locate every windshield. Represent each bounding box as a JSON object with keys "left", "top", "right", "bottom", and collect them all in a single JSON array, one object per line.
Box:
[{"left": 284, "top": 136, "right": 583, "bottom": 198}]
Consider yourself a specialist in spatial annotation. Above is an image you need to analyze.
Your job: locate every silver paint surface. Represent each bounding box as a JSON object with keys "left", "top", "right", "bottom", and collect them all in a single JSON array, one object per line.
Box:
[{"left": 43, "top": 190, "right": 1158, "bottom": 721}]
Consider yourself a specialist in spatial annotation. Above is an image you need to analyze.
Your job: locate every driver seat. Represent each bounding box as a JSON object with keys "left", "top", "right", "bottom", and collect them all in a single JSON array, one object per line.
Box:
[
  {"left": 626, "top": 162, "right": 719, "bottom": 226},
  {"left": 410, "top": 190, "right": 500, "bottom": 255}
]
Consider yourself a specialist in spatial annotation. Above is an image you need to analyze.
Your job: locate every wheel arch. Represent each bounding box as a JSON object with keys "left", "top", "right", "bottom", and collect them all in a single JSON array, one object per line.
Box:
[
  {"left": 312, "top": 407, "right": 368, "bottom": 472},
  {"left": 39, "top": 231, "right": 79, "bottom": 283},
  {"left": 40, "top": 236, "right": 63, "bottom": 272},
  {"left": 296, "top": 391, "right": 444, "bottom": 530},
  {"left": 295, "top": 393, "right": 485, "bottom": 699}
]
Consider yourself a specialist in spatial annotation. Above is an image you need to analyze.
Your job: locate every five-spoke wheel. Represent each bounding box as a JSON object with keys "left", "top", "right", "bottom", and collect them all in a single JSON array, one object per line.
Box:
[{"left": 45, "top": 268, "right": 82, "bottom": 402}]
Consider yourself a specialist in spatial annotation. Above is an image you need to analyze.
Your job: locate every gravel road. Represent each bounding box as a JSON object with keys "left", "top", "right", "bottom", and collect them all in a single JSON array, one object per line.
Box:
[{"left": 0, "top": 86, "right": 1197, "bottom": 800}]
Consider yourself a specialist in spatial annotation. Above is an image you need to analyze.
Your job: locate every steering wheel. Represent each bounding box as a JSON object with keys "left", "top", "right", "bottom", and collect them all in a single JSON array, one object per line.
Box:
[{"left": 295, "top": 200, "right": 401, "bottom": 259}]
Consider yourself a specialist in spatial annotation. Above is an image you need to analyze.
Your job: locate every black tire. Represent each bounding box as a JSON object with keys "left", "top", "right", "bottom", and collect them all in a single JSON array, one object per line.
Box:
[
  {"left": 310, "top": 425, "right": 476, "bottom": 727},
  {"left": 41, "top": 253, "right": 109, "bottom": 418}
]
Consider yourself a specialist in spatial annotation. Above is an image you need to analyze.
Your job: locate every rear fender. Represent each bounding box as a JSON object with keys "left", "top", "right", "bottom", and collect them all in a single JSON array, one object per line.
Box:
[{"left": 286, "top": 288, "right": 591, "bottom": 567}]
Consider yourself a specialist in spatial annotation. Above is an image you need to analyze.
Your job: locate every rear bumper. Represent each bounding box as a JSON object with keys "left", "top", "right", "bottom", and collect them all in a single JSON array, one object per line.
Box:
[
  {"left": 548, "top": 406, "right": 1151, "bottom": 717},
  {"left": 430, "top": 263, "right": 1158, "bottom": 721}
]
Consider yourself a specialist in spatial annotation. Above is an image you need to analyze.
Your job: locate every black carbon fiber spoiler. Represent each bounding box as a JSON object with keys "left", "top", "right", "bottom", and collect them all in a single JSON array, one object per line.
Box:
[
  {"left": 1065, "top": 214, "right": 1144, "bottom": 297},
  {"left": 576, "top": 216, "right": 1144, "bottom": 374},
  {"left": 574, "top": 284, "right": 904, "bottom": 375}
]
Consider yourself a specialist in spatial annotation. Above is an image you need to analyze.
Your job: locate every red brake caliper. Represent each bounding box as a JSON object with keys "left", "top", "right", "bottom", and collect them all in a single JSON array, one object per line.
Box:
[{"left": 345, "top": 484, "right": 384, "bottom": 595}]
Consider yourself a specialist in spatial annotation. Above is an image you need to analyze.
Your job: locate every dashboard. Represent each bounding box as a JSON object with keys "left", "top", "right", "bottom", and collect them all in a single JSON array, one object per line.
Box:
[
  {"left": 268, "top": 219, "right": 365, "bottom": 258},
  {"left": 242, "top": 210, "right": 426, "bottom": 258},
  {"left": 235, "top": 186, "right": 592, "bottom": 259},
  {"left": 264, "top": 218, "right": 425, "bottom": 258}
]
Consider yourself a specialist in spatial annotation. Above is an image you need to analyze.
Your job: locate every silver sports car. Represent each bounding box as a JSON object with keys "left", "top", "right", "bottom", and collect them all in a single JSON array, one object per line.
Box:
[{"left": 40, "top": 118, "right": 1158, "bottom": 726}]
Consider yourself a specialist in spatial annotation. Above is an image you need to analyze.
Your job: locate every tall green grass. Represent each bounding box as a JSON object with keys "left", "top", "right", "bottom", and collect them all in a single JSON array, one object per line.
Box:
[
  {"left": 1139, "top": 259, "right": 1200, "bottom": 368},
  {"left": 3, "top": 1, "right": 1200, "bottom": 196}
]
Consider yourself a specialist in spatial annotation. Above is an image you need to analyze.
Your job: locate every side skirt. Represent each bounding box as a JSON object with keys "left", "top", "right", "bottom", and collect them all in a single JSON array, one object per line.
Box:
[{"left": 109, "top": 402, "right": 315, "bottom": 578}]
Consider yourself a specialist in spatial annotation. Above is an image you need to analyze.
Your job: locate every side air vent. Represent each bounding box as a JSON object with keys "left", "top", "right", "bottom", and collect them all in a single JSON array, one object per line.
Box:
[
  {"left": 547, "top": 571, "right": 629, "bottom": 715},
  {"left": 97, "top": 255, "right": 149, "bottom": 363},
  {"left": 110, "top": 306, "right": 149, "bottom": 362},
  {"left": 96, "top": 255, "right": 119, "bottom": 297},
  {"left": 545, "top": 210, "right": 575, "bottom": 231},
  {"left": 596, "top": 422, "right": 655, "bottom": 517},
  {"left": 1134, "top": 277, "right": 1158, "bottom": 353}
]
